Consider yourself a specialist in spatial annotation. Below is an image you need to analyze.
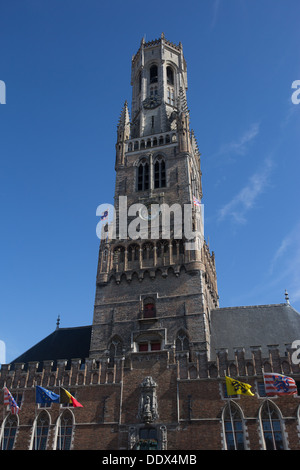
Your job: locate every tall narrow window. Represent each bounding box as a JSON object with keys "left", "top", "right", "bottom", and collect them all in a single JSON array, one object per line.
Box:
[
  {"left": 33, "top": 411, "right": 50, "bottom": 450},
  {"left": 56, "top": 410, "right": 74, "bottom": 450},
  {"left": 176, "top": 330, "right": 189, "bottom": 351},
  {"left": 260, "top": 401, "right": 284, "bottom": 450},
  {"left": 2, "top": 415, "right": 18, "bottom": 450},
  {"left": 167, "top": 66, "right": 174, "bottom": 85},
  {"left": 108, "top": 336, "right": 123, "bottom": 366},
  {"left": 150, "top": 65, "right": 158, "bottom": 84},
  {"left": 137, "top": 160, "right": 149, "bottom": 191},
  {"left": 143, "top": 301, "right": 156, "bottom": 318},
  {"left": 223, "top": 402, "right": 245, "bottom": 450},
  {"left": 154, "top": 158, "right": 166, "bottom": 188}
]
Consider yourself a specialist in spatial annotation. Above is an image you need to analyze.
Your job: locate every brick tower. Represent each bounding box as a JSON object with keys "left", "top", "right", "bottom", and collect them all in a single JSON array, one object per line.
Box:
[
  {"left": 2, "top": 34, "right": 300, "bottom": 452},
  {"left": 89, "top": 33, "right": 219, "bottom": 367}
]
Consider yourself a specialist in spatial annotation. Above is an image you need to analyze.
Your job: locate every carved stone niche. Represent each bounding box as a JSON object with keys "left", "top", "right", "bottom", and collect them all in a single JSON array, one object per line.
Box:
[{"left": 138, "top": 376, "right": 159, "bottom": 423}]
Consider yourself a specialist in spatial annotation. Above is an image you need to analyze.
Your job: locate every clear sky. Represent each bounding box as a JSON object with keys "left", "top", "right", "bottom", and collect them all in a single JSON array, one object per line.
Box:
[{"left": 1, "top": 0, "right": 299, "bottom": 364}]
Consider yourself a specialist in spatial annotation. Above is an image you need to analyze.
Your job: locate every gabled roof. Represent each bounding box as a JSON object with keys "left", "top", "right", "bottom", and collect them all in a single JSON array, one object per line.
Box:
[
  {"left": 209, "top": 303, "right": 300, "bottom": 360},
  {"left": 10, "top": 325, "right": 92, "bottom": 370}
]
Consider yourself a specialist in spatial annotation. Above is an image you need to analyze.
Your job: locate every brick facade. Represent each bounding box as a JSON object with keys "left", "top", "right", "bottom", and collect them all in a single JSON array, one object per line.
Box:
[{"left": 1, "top": 34, "right": 300, "bottom": 451}]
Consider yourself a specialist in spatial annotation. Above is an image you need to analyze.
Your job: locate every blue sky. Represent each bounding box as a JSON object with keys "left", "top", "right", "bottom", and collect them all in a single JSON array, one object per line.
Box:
[{"left": 0, "top": 0, "right": 299, "bottom": 363}]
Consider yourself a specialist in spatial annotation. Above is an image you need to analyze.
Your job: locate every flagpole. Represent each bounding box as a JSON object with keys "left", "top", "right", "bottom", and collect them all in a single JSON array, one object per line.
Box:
[
  {"left": 2, "top": 387, "right": 5, "bottom": 450},
  {"left": 34, "top": 381, "right": 38, "bottom": 451},
  {"left": 228, "top": 399, "right": 237, "bottom": 450},
  {"left": 266, "top": 399, "right": 276, "bottom": 450},
  {"left": 58, "top": 380, "right": 61, "bottom": 450},
  {"left": 224, "top": 371, "right": 237, "bottom": 450}
]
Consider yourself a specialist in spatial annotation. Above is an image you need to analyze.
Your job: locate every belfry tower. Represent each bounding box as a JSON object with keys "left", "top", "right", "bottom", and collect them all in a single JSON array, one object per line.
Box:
[{"left": 89, "top": 34, "right": 218, "bottom": 365}]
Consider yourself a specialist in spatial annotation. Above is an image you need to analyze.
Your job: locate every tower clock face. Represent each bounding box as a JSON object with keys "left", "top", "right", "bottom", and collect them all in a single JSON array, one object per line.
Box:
[{"left": 143, "top": 95, "right": 162, "bottom": 109}]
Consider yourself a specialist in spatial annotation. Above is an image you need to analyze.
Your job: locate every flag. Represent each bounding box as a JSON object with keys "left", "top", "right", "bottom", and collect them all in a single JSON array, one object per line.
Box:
[
  {"left": 193, "top": 196, "right": 201, "bottom": 207},
  {"left": 60, "top": 387, "right": 83, "bottom": 408},
  {"left": 263, "top": 372, "right": 297, "bottom": 396},
  {"left": 4, "top": 387, "right": 20, "bottom": 414},
  {"left": 225, "top": 376, "right": 255, "bottom": 396},
  {"left": 100, "top": 210, "right": 108, "bottom": 221},
  {"left": 36, "top": 385, "right": 60, "bottom": 404}
]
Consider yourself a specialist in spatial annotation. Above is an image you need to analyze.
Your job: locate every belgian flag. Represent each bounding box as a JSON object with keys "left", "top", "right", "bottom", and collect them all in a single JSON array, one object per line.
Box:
[{"left": 60, "top": 387, "right": 83, "bottom": 407}]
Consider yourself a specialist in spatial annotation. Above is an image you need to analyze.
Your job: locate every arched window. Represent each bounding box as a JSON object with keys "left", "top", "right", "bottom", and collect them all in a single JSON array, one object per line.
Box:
[
  {"left": 108, "top": 336, "right": 123, "bottom": 366},
  {"left": 175, "top": 330, "right": 189, "bottom": 351},
  {"left": 113, "top": 246, "right": 125, "bottom": 265},
  {"left": 56, "top": 410, "right": 74, "bottom": 450},
  {"left": 260, "top": 400, "right": 285, "bottom": 450},
  {"left": 150, "top": 65, "right": 158, "bottom": 84},
  {"left": 137, "top": 159, "right": 149, "bottom": 191},
  {"left": 157, "top": 240, "right": 169, "bottom": 258},
  {"left": 223, "top": 401, "right": 245, "bottom": 450},
  {"left": 167, "top": 66, "right": 174, "bottom": 85},
  {"left": 33, "top": 410, "right": 50, "bottom": 450},
  {"left": 154, "top": 157, "right": 166, "bottom": 188},
  {"left": 1, "top": 414, "right": 18, "bottom": 450},
  {"left": 136, "top": 428, "right": 158, "bottom": 450},
  {"left": 128, "top": 244, "right": 139, "bottom": 262},
  {"left": 143, "top": 297, "right": 156, "bottom": 319}
]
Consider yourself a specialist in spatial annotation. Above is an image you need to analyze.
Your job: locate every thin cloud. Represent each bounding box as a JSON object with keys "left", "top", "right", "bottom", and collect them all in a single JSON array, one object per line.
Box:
[
  {"left": 218, "top": 157, "right": 273, "bottom": 224},
  {"left": 211, "top": 0, "right": 221, "bottom": 29},
  {"left": 217, "top": 122, "right": 260, "bottom": 158},
  {"left": 269, "top": 222, "right": 300, "bottom": 278}
]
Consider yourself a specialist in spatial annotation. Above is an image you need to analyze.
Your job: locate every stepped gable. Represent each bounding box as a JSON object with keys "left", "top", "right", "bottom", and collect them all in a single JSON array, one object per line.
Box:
[
  {"left": 9, "top": 325, "right": 92, "bottom": 370},
  {"left": 210, "top": 303, "right": 300, "bottom": 360}
]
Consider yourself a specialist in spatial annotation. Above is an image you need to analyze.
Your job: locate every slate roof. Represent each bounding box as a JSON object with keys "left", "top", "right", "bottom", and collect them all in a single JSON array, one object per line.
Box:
[
  {"left": 209, "top": 303, "right": 300, "bottom": 360},
  {"left": 10, "top": 325, "right": 92, "bottom": 370}
]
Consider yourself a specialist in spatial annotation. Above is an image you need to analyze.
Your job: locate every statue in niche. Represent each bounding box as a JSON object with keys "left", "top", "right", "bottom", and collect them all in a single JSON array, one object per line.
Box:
[{"left": 138, "top": 376, "right": 158, "bottom": 423}]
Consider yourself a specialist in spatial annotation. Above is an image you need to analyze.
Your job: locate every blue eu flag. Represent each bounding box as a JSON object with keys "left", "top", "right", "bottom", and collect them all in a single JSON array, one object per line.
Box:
[{"left": 36, "top": 385, "right": 60, "bottom": 404}]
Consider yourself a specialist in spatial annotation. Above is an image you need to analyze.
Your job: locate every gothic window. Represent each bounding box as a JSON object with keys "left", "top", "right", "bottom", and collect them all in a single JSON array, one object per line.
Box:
[
  {"left": 1, "top": 414, "right": 18, "bottom": 450},
  {"left": 167, "top": 66, "right": 174, "bottom": 85},
  {"left": 128, "top": 244, "right": 139, "bottom": 262},
  {"left": 260, "top": 401, "right": 285, "bottom": 450},
  {"left": 175, "top": 330, "right": 189, "bottom": 351},
  {"left": 223, "top": 402, "right": 245, "bottom": 450},
  {"left": 142, "top": 243, "right": 154, "bottom": 260},
  {"left": 113, "top": 246, "right": 125, "bottom": 264},
  {"left": 33, "top": 410, "right": 50, "bottom": 450},
  {"left": 150, "top": 65, "right": 158, "bottom": 84},
  {"left": 108, "top": 336, "right": 123, "bottom": 366},
  {"left": 143, "top": 297, "right": 156, "bottom": 318},
  {"left": 56, "top": 410, "right": 74, "bottom": 450},
  {"left": 136, "top": 428, "right": 158, "bottom": 450},
  {"left": 137, "top": 159, "right": 149, "bottom": 191},
  {"left": 157, "top": 240, "right": 169, "bottom": 258},
  {"left": 154, "top": 157, "right": 166, "bottom": 189}
]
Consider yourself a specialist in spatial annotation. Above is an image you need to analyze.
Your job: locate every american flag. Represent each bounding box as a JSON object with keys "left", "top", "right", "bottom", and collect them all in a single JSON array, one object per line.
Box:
[
  {"left": 263, "top": 372, "right": 298, "bottom": 396},
  {"left": 4, "top": 387, "right": 20, "bottom": 414},
  {"left": 193, "top": 196, "right": 201, "bottom": 207}
]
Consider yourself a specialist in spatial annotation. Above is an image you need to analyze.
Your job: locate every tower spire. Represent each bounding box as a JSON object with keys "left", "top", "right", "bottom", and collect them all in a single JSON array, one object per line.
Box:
[{"left": 117, "top": 100, "right": 130, "bottom": 131}]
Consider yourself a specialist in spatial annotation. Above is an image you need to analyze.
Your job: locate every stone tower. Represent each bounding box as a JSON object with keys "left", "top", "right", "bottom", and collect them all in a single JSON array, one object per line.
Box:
[{"left": 89, "top": 33, "right": 219, "bottom": 367}]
